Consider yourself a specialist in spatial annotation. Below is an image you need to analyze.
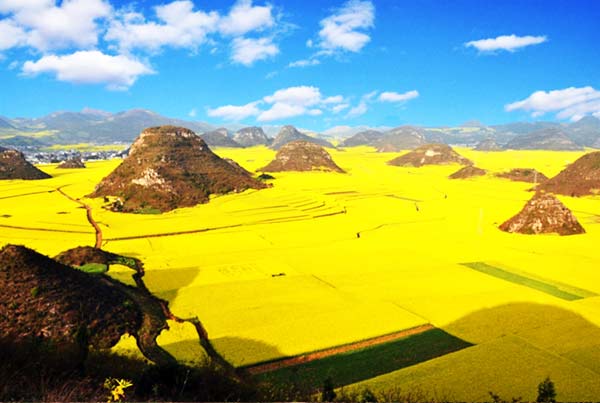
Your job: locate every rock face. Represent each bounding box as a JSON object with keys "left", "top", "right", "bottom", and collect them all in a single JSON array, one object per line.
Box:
[
  {"left": 499, "top": 192, "right": 585, "bottom": 235},
  {"left": 57, "top": 157, "right": 86, "bottom": 169},
  {"left": 496, "top": 168, "right": 548, "bottom": 184},
  {"left": 340, "top": 130, "right": 383, "bottom": 147},
  {"left": 538, "top": 151, "right": 600, "bottom": 196},
  {"left": 505, "top": 127, "right": 582, "bottom": 150},
  {"left": 89, "top": 126, "right": 266, "bottom": 213},
  {"left": 475, "top": 138, "right": 503, "bottom": 151},
  {"left": 0, "top": 244, "right": 141, "bottom": 354},
  {"left": 233, "top": 126, "right": 270, "bottom": 147},
  {"left": 449, "top": 166, "right": 486, "bottom": 179},
  {"left": 200, "top": 128, "right": 241, "bottom": 148},
  {"left": 0, "top": 147, "right": 51, "bottom": 180},
  {"left": 388, "top": 144, "right": 472, "bottom": 167},
  {"left": 375, "top": 126, "right": 426, "bottom": 152},
  {"left": 260, "top": 141, "right": 345, "bottom": 173},
  {"left": 270, "top": 125, "right": 334, "bottom": 150}
]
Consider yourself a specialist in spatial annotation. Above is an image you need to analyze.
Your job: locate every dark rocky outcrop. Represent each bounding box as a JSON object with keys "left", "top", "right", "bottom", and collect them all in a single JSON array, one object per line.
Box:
[
  {"left": 89, "top": 126, "right": 266, "bottom": 213},
  {"left": 496, "top": 168, "right": 548, "bottom": 184},
  {"left": 0, "top": 244, "right": 141, "bottom": 360},
  {"left": 538, "top": 151, "right": 600, "bottom": 196},
  {"left": 499, "top": 192, "right": 585, "bottom": 235},
  {"left": 57, "top": 157, "right": 86, "bottom": 169},
  {"left": 0, "top": 147, "right": 51, "bottom": 179},
  {"left": 449, "top": 166, "right": 487, "bottom": 179},
  {"left": 388, "top": 144, "right": 472, "bottom": 167},
  {"left": 260, "top": 141, "right": 344, "bottom": 173}
]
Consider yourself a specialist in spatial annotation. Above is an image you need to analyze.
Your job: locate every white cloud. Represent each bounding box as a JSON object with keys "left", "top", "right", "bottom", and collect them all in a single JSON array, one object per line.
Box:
[
  {"left": 258, "top": 102, "right": 306, "bottom": 122},
  {"left": 331, "top": 103, "right": 349, "bottom": 113},
  {"left": 505, "top": 86, "right": 600, "bottom": 121},
  {"left": 347, "top": 101, "right": 368, "bottom": 117},
  {"left": 288, "top": 58, "right": 320, "bottom": 68},
  {"left": 210, "top": 85, "right": 346, "bottom": 122},
  {"left": 106, "top": 1, "right": 219, "bottom": 52},
  {"left": 465, "top": 34, "right": 547, "bottom": 53},
  {"left": 207, "top": 101, "right": 261, "bottom": 121},
  {"left": 219, "top": 0, "right": 274, "bottom": 36},
  {"left": 22, "top": 50, "right": 154, "bottom": 90},
  {"left": 323, "top": 95, "right": 344, "bottom": 104},
  {"left": 106, "top": 0, "right": 280, "bottom": 66},
  {"left": 379, "top": 90, "right": 419, "bottom": 102},
  {"left": 231, "top": 36, "right": 278, "bottom": 65},
  {"left": 264, "top": 85, "right": 322, "bottom": 106},
  {"left": 318, "top": 0, "right": 374, "bottom": 53},
  {"left": 188, "top": 108, "right": 197, "bottom": 117},
  {"left": 0, "top": 0, "right": 111, "bottom": 51},
  {"left": 0, "top": 19, "right": 27, "bottom": 50},
  {"left": 346, "top": 89, "right": 418, "bottom": 118}
]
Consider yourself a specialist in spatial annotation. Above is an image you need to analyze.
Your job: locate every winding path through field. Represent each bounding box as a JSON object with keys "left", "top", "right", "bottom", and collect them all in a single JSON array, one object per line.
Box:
[
  {"left": 244, "top": 323, "right": 434, "bottom": 375},
  {"left": 56, "top": 186, "right": 103, "bottom": 248}
]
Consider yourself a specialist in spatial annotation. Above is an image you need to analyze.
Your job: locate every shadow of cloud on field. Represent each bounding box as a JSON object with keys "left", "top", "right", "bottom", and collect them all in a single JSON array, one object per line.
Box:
[
  {"left": 443, "top": 301, "right": 600, "bottom": 350},
  {"left": 212, "top": 336, "right": 285, "bottom": 368},
  {"left": 146, "top": 266, "right": 202, "bottom": 303}
]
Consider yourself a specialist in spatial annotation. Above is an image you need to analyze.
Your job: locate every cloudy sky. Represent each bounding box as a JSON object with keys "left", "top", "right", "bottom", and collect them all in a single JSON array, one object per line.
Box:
[{"left": 0, "top": 0, "right": 599, "bottom": 130}]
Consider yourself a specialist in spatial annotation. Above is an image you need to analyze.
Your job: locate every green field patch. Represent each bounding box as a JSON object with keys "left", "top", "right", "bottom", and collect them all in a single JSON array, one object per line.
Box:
[
  {"left": 253, "top": 328, "right": 472, "bottom": 391},
  {"left": 77, "top": 262, "right": 108, "bottom": 274},
  {"left": 461, "top": 262, "right": 598, "bottom": 301}
]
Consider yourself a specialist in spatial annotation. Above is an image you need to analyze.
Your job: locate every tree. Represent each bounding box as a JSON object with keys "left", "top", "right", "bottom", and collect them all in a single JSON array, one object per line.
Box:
[
  {"left": 321, "top": 377, "right": 336, "bottom": 402},
  {"left": 537, "top": 377, "right": 556, "bottom": 403}
]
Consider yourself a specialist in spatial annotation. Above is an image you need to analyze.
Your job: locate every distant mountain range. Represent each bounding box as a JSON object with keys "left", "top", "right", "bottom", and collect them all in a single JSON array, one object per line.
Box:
[{"left": 1, "top": 108, "right": 600, "bottom": 151}]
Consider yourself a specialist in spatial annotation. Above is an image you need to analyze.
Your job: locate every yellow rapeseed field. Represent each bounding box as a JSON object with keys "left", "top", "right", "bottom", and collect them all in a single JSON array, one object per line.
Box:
[{"left": 1, "top": 145, "right": 600, "bottom": 400}]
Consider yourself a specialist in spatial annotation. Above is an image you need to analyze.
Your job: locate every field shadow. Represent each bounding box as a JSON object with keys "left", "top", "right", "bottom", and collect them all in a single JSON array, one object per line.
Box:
[
  {"left": 212, "top": 336, "right": 285, "bottom": 368},
  {"left": 246, "top": 302, "right": 600, "bottom": 400}
]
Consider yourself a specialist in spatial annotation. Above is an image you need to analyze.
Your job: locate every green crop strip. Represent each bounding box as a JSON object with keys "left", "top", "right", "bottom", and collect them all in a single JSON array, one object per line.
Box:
[{"left": 461, "top": 262, "right": 598, "bottom": 301}]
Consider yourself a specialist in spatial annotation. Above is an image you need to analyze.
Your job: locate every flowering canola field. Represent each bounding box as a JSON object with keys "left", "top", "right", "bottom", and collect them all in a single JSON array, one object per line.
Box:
[{"left": 1, "top": 146, "right": 600, "bottom": 401}]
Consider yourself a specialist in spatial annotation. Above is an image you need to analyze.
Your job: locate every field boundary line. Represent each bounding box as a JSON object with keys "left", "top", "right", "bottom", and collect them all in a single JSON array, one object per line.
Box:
[{"left": 243, "top": 323, "right": 434, "bottom": 375}]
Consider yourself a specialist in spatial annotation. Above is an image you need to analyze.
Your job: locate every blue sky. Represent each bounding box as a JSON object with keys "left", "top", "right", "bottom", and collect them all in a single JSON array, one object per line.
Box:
[{"left": 0, "top": 0, "right": 599, "bottom": 131}]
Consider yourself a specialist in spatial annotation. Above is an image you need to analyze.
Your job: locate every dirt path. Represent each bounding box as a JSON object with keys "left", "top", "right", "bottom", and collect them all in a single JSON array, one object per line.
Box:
[
  {"left": 244, "top": 323, "right": 434, "bottom": 375},
  {"left": 56, "top": 187, "right": 103, "bottom": 248}
]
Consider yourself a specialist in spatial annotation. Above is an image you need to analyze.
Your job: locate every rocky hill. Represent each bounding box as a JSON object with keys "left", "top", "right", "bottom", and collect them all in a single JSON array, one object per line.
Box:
[
  {"left": 449, "top": 166, "right": 486, "bottom": 179},
  {"left": 200, "top": 128, "right": 241, "bottom": 148},
  {"left": 260, "top": 141, "right": 344, "bottom": 173},
  {"left": 57, "top": 157, "right": 85, "bottom": 169},
  {"left": 89, "top": 126, "right": 266, "bottom": 213},
  {"left": 496, "top": 168, "right": 548, "bottom": 184},
  {"left": 375, "top": 126, "right": 426, "bottom": 152},
  {"left": 538, "top": 151, "right": 600, "bottom": 196},
  {"left": 499, "top": 192, "right": 585, "bottom": 235},
  {"left": 0, "top": 244, "right": 141, "bottom": 356},
  {"left": 505, "top": 127, "right": 582, "bottom": 150},
  {"left": 0, "top": 147, "right": 51, "bottom": 179},
  {"left": 388, "top": 144, "right": 472, "bottom": 167},
  {"left": 270, "top": 125, "right": 334, "bottom": 150},
  {"left": 233, "top": 127, "right": 271, "bottom": 147},
  {"left": 340, "top": 130, "right": 383, "bottom": 147}
]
